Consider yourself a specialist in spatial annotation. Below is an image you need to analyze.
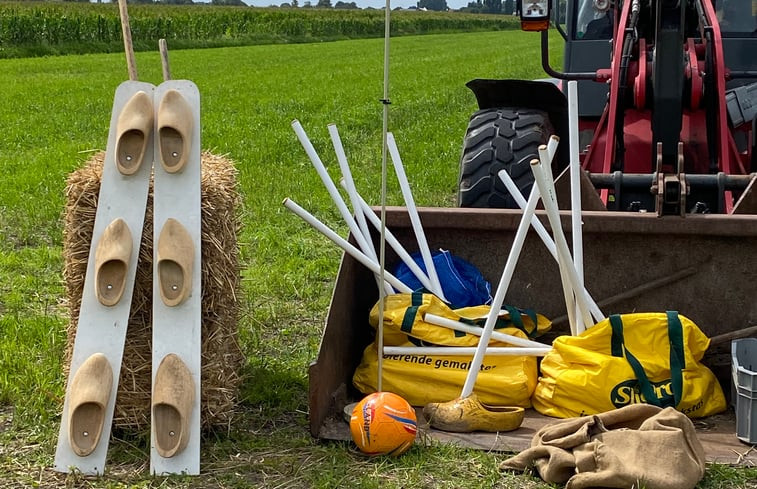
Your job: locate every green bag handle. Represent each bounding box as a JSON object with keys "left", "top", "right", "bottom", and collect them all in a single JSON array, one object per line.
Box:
[
  {"left": 458, "top": 305, "right": 535, "bottom": 335},
  {"left": 401, "top": 291, "right": 426, "bottom": 333},
  {"left": 400, "top": 292, "right": 542, "bottom": 340},
  {"left": 504, "top": 305, "right": 525, "bottom": 331},
  {"left": 609, "top": 312, "right": 685, "bottom": 408}
]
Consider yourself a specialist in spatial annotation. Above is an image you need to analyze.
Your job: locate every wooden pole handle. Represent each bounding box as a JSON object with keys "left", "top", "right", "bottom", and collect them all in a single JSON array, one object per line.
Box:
[
  {"left": 159, "top": 39, "right": 171, "bottom": 81},
  {"left": 118, "top": 0, "right": 138, "bottom": 81}
]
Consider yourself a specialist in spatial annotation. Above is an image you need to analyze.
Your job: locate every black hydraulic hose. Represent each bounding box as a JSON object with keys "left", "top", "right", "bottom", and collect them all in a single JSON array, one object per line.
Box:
[
  {"left": 693, "top": 0, "right": 719, "bottom": 172},
  {"left": 540, "top": 30, "right": 598, "bottom": 80},
  {"left": 613, "top": 0, "right": 641, "bottom": 171},
  {"left": 618, "top": 0, "right": 641, "bottom": 100},
  {"left": 693, "top": 0, "right": 707, "bottom": 38}
]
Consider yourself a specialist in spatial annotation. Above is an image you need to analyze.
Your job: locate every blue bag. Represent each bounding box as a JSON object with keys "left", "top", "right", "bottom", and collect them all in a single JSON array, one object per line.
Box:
[{"left": 393, "top": 249, "right": 491, "bottom": 309}]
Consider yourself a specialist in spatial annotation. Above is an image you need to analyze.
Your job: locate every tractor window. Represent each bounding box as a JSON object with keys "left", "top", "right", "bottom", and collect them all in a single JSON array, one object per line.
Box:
[
  {"left": 716, "top": 0, "right": 757, "bottom": 36},
  {"left": 575, "top": 0, "right": 613, "bottom": 39}
]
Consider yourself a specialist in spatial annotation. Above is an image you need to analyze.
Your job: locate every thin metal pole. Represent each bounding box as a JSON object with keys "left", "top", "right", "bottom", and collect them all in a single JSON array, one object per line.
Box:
[{"left": 377, "top": 0, "right": 392, "bottom": 393}]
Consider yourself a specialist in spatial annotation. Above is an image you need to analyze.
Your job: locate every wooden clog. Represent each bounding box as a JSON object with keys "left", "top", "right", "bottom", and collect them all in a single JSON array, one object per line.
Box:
[
  {"left": 157, "top": 89, "right": 193, "bottom": 174},
  {"left": 156, "top": 218, "right": 194, "bottom": 307},
  {"left": 94, "top": 218, "right": 132, "bottom": 307},
  {"left": 152, "top": 353, "right": 195, "bottom": 458},
  {"left": 115, "top": 90, "right": 153, "bottom": 176},
  {"left": 68, "top": 353, "right": 113, "bottom": 457},
  {"left": 423, "top": 393, "right": 524, "bottom": 433}
]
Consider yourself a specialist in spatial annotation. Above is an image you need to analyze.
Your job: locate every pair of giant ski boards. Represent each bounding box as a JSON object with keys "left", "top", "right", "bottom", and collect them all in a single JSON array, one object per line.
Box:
[{"left": 53, "top": 77, "right": 203, "bottom": 476}]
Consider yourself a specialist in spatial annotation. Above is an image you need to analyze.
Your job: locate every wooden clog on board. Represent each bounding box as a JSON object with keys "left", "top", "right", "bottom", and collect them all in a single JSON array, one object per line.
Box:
[
  {"left": 68, "top": 353, "right": 113, "bottom": 457},
  {"left": 115, "top": 90, "right": 154, "bottom": 176},
  {"left": 157, "top": 89, "right": 193, "bottom": 174},
  {"left": 156, "top": 218, "right": 194, "bottom": 307},
  {"left": 152, "top": 353, "right": 195, "bottom": 458},
  {"left": 94, "top": 218, "right": 132, "bottom": 307}
]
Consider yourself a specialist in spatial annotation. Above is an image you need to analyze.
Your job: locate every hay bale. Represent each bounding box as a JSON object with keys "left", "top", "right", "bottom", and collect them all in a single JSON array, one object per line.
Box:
[{"left": 62, "top": 151, "right": 243, "bottom": 432}]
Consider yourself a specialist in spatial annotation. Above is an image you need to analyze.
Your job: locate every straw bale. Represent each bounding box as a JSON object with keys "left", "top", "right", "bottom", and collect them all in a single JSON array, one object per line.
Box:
[{"left": 62, "top": 151, "right": 243, "bottom": 433}]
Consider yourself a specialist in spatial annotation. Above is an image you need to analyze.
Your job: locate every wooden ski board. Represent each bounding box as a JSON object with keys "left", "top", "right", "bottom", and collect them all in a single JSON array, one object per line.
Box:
[
  {"left": 150, "top": 80, "right": 202, "bottom": 476},
  {"left": 54, "top": 80, "right": 155, "bottom": 475}
]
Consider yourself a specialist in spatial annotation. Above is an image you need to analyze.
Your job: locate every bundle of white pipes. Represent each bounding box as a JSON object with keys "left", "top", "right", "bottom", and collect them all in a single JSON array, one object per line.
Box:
[
  {"left": 454, "top": 81, "right": 607, "bottom": 399},
  {"left": 287, "top": 120, "right": 443, "bottom": 299},
  {"left": 283, "top": 1, "right": 603, "bottom": 394},
  {"left": 496, "top": 81, "right": 604, "bottom": 336},
  {"left": 283, "top": 120, "right": 551, "bottom": 361},
  {"left": 283, "top": 82, "right": 605, "bottom": 398}
]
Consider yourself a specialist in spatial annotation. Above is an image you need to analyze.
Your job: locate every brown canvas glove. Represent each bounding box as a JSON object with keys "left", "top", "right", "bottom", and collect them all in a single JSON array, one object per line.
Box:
[{"left": 500, "top": 404, "right": 705, "bottom": 489}]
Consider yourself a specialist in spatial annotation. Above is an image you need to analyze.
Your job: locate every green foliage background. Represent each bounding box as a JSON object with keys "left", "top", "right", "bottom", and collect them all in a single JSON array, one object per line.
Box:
[{"left": 0, "top": 2, "right": 520, "bottom": 57}]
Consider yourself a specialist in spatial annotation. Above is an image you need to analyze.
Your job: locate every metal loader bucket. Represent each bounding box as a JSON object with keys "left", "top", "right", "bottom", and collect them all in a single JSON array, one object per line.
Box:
[{"left": 309, "top": 207, "right": 757, "bottom": 446}]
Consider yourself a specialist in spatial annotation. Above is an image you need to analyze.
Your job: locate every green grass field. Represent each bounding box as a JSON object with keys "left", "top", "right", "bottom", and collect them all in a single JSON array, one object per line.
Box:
[{"left": 1, "top": 29, "right": 756, "bottom": 488}]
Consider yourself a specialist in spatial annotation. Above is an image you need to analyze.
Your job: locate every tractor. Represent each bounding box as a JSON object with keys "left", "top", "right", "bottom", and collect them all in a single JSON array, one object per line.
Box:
[{"left": 458, "top": 0, "right": 757, "bottom": 215}]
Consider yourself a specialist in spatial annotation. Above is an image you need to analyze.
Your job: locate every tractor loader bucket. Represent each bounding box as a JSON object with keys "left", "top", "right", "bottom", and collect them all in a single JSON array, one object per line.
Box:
[{"left": 309, "top": 207, "right": 757, "bottom": 459}]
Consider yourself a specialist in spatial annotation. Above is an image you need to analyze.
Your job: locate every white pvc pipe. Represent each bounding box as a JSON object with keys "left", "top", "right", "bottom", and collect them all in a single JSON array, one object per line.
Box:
[
  {"left": 342, "top": 181, "right": 440, "bottom": 297},
  {"left": 386, "top": 132, "right": 447, "bottom": 303},
  {"left": 283, "top": 198, "right": 412, "bottom": 293},
  {"left": 537, "top": 145, "right": 581, "bottom": 334},
  {"left": 424, "top": 313, "right": 550, "bottom": 349},
  {"left": 384, "top": 346, "right": 550, "bottom": 356},
  {"left": 459, "top": 179, "right": 542, "bottom": 398},
  {"left": 328, "top": 124, "right": 374, "bottom": 258},
  {"left": 498, "top": 170, "right": 557, "bottom": 259},
  {"left": 291, "top": 121, "right": 379, "bottom": 264},
  {"left": 542, "top": 136, "right": 560, "bottom": 199},
  {"left": 546, "top": 135, "right": 559, "bottom": 162},
  {"left": 326, "top": 125, "right": 394, "bottom": 297},
  {"left": 567, "top": 81, "right": 587, "bottom": 333},
  {"left": 498, "top": 170, "right": 604, "bottom": 323},
  {"left": 531, "top": 153, "right": 593, "bottom": 334}
]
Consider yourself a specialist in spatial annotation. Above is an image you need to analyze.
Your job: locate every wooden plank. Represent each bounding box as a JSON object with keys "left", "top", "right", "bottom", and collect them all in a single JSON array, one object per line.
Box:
[{"left": 321, "top": 407, "right": 757, "bottom": 465}]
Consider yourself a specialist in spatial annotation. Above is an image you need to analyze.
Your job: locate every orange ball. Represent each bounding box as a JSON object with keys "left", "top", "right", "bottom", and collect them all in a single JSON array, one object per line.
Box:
[{"left": 349, "top": 392, "right": 417, "bottom": 456}]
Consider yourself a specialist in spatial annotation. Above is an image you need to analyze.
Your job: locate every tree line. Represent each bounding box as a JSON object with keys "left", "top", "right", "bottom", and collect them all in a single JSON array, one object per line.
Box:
[{"left": 54, "top": 0, "right": 519, "bottom": 13}]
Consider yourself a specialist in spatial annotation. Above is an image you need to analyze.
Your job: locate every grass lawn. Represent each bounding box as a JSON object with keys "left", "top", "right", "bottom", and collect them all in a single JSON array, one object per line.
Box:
[{"left": 1, "top": 30, "right": 756, "bottom": 488}]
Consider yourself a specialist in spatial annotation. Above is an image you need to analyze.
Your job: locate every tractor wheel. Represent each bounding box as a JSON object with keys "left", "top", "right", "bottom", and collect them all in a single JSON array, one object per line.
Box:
[{"left": 458, "top": 107, "right": 554, "bottom": 208}]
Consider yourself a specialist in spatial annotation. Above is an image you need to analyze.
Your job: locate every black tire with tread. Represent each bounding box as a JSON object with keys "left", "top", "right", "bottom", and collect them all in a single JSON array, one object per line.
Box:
[{"left": 458, "top": 107, "right": 554, "bottom": 208}]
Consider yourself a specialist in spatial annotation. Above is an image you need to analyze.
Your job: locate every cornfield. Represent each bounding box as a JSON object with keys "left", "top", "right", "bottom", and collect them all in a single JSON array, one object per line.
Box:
[{"left": 0, "top": 1, "right": 520, "bottom": 57}]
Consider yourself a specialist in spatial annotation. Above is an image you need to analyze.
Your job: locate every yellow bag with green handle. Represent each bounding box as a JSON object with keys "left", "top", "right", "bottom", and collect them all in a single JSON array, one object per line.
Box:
[
  {"left": 533, "top": 311, "right": 726, "bottom": 418},
  {"left": 371, "top": 292, "right": 551, "bottom": 347},
  {"left": 352, "top": 292, "right": 551, "bottom": 407}
]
